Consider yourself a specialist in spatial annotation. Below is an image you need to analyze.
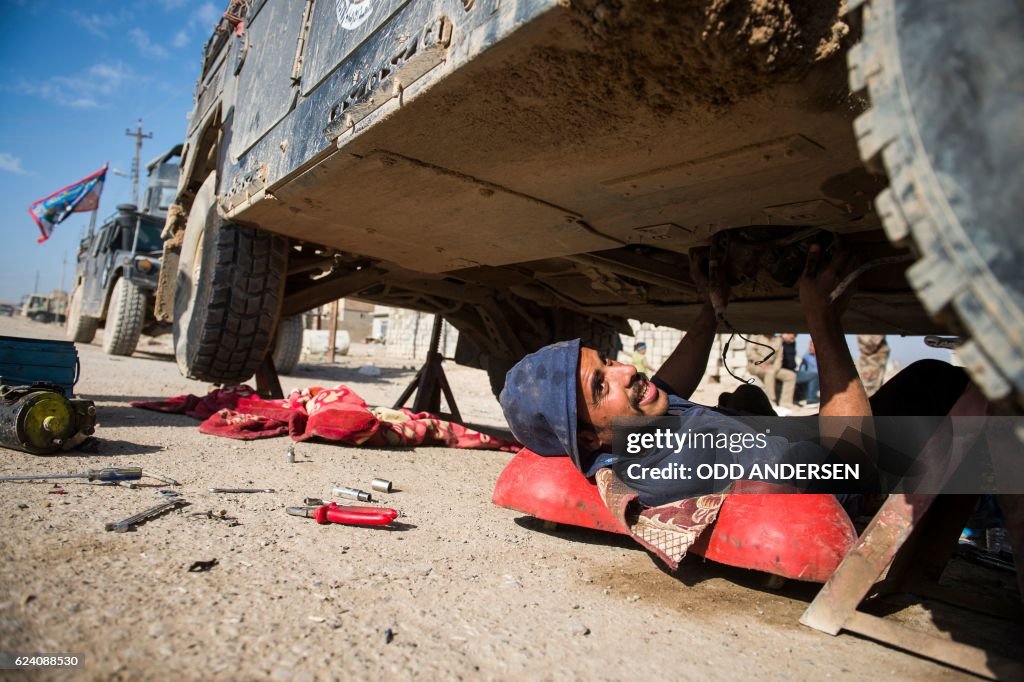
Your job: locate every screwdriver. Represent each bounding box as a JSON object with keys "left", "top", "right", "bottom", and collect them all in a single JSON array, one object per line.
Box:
[
  {"left": 0, "top": 466, "right": 144, "bottom": 483},
  {"left": 287, "top": 502, "right": 398, "bottom": 527}
]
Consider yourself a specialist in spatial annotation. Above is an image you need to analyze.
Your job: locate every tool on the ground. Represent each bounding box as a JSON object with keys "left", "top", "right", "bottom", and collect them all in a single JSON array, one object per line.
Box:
[
  {"left": 158, "top": 489, "right": 181, "bottom": 498},
  {"left": 0, "top": 382, "right": 97, "bottom": 455},
  {"left": 144, "top": 469, "right": 180, "bottom": 485},
  {"left": 105, "top": 498, "right": 188, "bottom": 532},
  {"left": 333, "top": 485, "right": 372, "bottom": 502},
  {"left": 208, "top": 487, "right": 275, "bottom": 493},
  {"left": 0, "top": 466, "right": 143, "bottom": 483},
  {"left": 303, "top": 497, "right": 325, "bottom": 506},
  {"left": 370, "top": 479, "right": 393, "bottom": 494},
  {"left": 287, "top": 502, "right": 398, "bottom": 527},
  {"left": 331, "top": 485, "right": 372, "bottom": 501},
  {"left": 286, "top": 444, "right": 295, "bottom": 463}
]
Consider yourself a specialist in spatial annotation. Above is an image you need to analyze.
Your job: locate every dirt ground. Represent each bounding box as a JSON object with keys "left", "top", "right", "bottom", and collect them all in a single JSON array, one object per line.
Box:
[{"left": 1, "top": 315, "right": 1020, "bottom": 681}]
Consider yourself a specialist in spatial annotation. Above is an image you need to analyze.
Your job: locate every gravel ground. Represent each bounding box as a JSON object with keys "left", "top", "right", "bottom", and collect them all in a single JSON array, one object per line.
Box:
[{"left": 0, "top": 314, "right": 1018, "bottom": 681}]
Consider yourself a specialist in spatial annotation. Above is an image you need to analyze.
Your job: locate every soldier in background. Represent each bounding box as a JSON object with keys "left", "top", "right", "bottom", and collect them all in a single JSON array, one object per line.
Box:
[
  {"left": 746, "top": 333, "right": 797, "bottom": 412},
  {"left": 857, "top": 334, "right": 890, "bottom": 396}
]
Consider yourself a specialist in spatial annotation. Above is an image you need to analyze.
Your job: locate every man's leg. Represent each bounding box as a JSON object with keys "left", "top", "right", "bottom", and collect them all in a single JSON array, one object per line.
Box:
[
  {"left": 777, "top": 368, "right": 797, "bottom": 408},
  {"left": 869, "top": 360, "right": 969, "bottom": 416},
  {"left": 760, "top": 368, "right": 779, "bottom": 403},
  {"left": 798, "top": 370, "right": 820, "bottom": 405}
]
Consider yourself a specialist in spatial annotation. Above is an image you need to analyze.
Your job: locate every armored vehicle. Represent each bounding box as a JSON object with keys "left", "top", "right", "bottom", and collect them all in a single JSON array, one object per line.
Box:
[
  {"left": 66, "top": 146, "right": 182, "bottom": 355},
  {"left": 159, "top": 0, "right": 1023, "bottom": 407},
  {"left": 22, "top": 292, "right": 67, "bottom": 324}
]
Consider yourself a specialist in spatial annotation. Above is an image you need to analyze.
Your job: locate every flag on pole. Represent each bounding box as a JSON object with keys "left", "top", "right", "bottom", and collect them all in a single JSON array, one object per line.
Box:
[{"left": 28, "top": 163, "right": 108, "bottom": 243}]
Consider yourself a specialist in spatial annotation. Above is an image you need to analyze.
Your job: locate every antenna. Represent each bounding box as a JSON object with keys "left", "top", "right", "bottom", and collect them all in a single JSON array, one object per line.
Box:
[{"left": 125, "top": 119, "right": 153, "bottom": 207}]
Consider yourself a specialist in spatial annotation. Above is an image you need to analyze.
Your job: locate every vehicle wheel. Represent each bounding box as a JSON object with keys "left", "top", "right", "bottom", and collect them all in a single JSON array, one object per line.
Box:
[
  {"left": 173, "top": 173, "right": 288, "bottom": 383},
  {"left": 848, "top": 0, "right": 1024, "bottom": 409},
  {"left": 103, "top": 277, "right": 147, "bottom": 356},
  {"left": 66, "top": 285, "right": 99, "bottom": 343},
  {"left": 272, "top": 315, "right": 304, "bottom": 374},
  {"left": 485, "top": 311, "right": 623, "bottom": 397}
]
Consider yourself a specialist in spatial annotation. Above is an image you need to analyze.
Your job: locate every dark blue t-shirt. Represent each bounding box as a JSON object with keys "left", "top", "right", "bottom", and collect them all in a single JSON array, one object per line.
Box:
[{"left": 585, "top": 379, "right": 831, "bottom": 506}]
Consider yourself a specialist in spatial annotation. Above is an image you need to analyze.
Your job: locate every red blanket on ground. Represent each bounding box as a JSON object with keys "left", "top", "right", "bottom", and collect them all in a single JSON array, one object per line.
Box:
[{"left": 131, "top": 385, "right": 519, "bottom": 451}]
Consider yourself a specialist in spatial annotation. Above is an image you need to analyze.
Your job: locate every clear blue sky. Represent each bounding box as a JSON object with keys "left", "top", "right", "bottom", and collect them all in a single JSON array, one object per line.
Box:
[{"left": 0, "top": 0, "right": 219, "bottom": 303}]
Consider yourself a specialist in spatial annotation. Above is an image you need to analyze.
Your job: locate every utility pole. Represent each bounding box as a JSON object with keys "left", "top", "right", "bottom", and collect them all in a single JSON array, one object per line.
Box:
[{"left": 125, "top": 119, "right": 153, "bottom": 207}]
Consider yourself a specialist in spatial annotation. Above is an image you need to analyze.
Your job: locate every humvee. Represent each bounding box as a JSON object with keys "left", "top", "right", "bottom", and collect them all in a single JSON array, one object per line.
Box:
[
  {"left": 66, "top": 146, "right": 182, "bottom": 355},
  {"left": 158, "top": 0, "right": 1023, "bottom": 406}
]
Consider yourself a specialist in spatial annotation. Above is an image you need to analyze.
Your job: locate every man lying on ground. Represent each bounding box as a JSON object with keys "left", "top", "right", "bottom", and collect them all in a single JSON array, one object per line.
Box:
[{"left": 498, "top": 246, "right": 971, "bottom": 504}]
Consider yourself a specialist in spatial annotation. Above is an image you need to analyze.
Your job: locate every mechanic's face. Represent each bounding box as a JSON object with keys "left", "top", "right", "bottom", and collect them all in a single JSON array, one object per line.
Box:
[{"left": 577, "top": 347, "right": 669, "bottom": 435}]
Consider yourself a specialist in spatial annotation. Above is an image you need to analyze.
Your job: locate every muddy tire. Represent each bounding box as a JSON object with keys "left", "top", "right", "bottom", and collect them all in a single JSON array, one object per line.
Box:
[
  {"left": 103, "top": 277, "right": 146, "bottom": 356},
  {"left": 272, "top": 315, "right": 304, "bottom": 374},
  {"left": 485, "top": 311, "right": 623, "bottom": 397},
  {"left": 173, "top": 173, "right": 288, "bottom": 383},
  {"left": 66, "top": 285, "right": 98, "bottom": 344},
  {"left": 848, "top": 0, "right": 1024, "bottom": 408}
]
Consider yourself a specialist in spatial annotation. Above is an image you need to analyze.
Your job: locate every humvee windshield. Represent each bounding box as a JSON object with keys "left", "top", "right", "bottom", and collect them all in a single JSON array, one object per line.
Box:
[{"left": 136, "top": 221, "right": 164, "bottom": 253}]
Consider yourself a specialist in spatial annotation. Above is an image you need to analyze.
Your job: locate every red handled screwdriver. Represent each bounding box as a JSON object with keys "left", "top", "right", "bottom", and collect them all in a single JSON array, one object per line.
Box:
[{"left": 286, "top": 502, "right": 398, "bottom": 527}]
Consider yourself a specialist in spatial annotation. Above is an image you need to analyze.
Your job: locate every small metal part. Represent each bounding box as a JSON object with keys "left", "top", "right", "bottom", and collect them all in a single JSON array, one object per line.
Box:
[
  {"left": 158, "top": 489, "right": 182, "bottom": 498},
  {"left": 187, "top": 558, "right": 219, "bottom": 572},
  {"left": 287, "top": 506, "right": 317, "bottom": 518},
  {"left": 286, "top": 444, "right": 295, "bottom": 464},
  {"left": 105, "top": 498, "right": 188, "bottom": 533},
  {"left": 370, "top": 479, "right": 393, "bottom": 494},
  {"left": 144, "top": 469, "right": 180, "bottom": 486},
  {"left": 332, "top": 486, "right": 371, "bottom": 502},
  {"left": 208, "top": 488, "right": 275, "bottom": 493},
  {"left": 303, "top": 497, "right": 325, "bottom": 506}
]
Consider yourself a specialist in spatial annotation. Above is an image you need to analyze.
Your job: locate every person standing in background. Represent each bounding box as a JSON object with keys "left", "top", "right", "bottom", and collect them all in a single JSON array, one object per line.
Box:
[
  {"left": 746, "top": 333, "right": 796, "bottom": 412},
  {"left": 796, "top": 341, "right": 820, "bottom": 405},
  {"left": 781, "top": 333, "right": 798, "bottom": 371},
  {"left": 857, "top": 334, "right": 890, "bottom": 396}
]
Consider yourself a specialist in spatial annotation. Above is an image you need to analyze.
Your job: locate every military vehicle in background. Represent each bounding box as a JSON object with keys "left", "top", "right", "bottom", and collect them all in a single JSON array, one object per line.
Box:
[
  {"left": 22, "top": 291, "right": 67, "bottom": 324},
  {"left": 158, "top": 0, "right": 1022, "bottom": 409},
  {"left": 66, "top": 146, "right": 182, "bottom": 355}
]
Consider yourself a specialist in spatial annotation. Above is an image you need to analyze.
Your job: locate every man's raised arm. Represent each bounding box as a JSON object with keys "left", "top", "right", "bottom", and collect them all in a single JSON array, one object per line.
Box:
[
  {"left": 654, "top": 251, "right": 728, "bottom": 399},
  {"left": 799, "top": 245, "right": 871, "bottom": 418}
]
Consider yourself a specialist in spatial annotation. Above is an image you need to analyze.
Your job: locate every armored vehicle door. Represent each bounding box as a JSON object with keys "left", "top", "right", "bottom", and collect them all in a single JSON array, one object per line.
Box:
[
  {"left": 77, "top": 223, "right": 116, "bottom": 318},
  {"left": 229, "top": 0, "right": 309, "bottom": 159}
]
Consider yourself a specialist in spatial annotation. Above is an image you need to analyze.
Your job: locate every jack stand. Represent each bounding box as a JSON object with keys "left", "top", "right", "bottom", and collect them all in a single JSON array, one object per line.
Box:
[
  {"left": 254, "top": 353, "right": 284, "bottom": 400},
  {"left": 393, "top": 316, "right": 462, "bottom": 422}
]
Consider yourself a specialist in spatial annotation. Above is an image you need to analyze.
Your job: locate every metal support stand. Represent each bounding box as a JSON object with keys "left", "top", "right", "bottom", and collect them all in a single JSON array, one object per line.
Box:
[
  {"left": 393, "top": 316, "right": 461, "bottom": 422},
  {"left": 800, "top": 388, "right": 1023, "bottom": 679},
  {"left": 254, "top": 353, "right": 284, "bottom": 400}
]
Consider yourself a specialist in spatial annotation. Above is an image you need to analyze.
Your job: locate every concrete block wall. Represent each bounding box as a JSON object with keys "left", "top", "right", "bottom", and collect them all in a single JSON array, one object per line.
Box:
[
  {"left": 619, "top": 320, "right": 751, "bottom": 389},
  {"left": 384, "top": 309, "right": 459, "bottom": 361}
]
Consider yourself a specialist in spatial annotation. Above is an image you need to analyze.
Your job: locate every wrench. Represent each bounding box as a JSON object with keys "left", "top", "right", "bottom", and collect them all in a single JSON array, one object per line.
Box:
[{"left": 105, "top": 498, "right": 188, "bottom": 533}]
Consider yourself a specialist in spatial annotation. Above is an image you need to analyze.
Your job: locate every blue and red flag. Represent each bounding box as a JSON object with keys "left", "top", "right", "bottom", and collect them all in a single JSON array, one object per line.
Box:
[{"left": 28, "top": 163, "right": 108, "bottom": 243}]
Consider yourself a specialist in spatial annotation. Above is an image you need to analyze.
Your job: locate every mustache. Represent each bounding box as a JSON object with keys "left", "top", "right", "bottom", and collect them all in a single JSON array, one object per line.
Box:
[{"left": 630, "top": 373, "right": 650, "bottom": 408}]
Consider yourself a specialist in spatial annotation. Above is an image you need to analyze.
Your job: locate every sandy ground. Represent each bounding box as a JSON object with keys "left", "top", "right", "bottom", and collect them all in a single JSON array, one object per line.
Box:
[{"left": 1, "top": 314, "right": 1020, "bottom": 681}]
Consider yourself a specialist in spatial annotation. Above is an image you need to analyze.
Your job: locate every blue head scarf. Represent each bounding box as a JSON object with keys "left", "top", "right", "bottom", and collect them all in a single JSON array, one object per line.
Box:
[{"left": 499, "top": 339, "right": 582, "bottom": 470}]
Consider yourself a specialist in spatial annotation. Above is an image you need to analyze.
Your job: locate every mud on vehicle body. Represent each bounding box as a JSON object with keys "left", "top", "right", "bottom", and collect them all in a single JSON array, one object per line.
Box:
[
  {"left": 159, "top": 0, "right": 1023, "bottom": 406},
  {"left": 68, "top": 146, "right": 182, "bottom": 356}
]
